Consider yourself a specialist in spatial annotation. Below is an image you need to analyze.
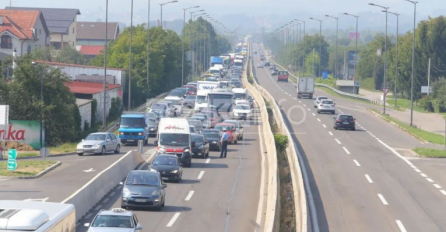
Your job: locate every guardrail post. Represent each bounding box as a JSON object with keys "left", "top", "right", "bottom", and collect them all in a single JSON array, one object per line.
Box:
[{"left": 138, "top": 140, "right": 144, "bottom": 155}]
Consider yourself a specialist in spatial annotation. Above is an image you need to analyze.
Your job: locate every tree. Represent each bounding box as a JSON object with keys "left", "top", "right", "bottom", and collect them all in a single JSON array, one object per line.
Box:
[
  {"left": 54, "top": 46, "right": 88, "bottom": 65},
  {"left": 4, "top": 54, "right": 82, "bottom": 145},
  {"left": 305, "top": 51, "right": 319, "bottom": 76}
]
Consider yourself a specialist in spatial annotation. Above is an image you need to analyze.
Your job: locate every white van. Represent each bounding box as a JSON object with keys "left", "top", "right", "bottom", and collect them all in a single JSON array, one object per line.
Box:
[
  {"left": 209, "top": 67, "right": 221, "bottom": 77},
  {"left": 0, "top": 200, "right": 75, "bottom": 232},
  {"left": 164, "top": 96, "right": 183, "bottom": 116},
  {"left": 155, "top": 118, "right": 192, "bottom": 167},
  {"left": 232, "top": 88, "right": 248, "bottom": 105},
  {"left": 195, "top": 90, "right": 208, "bottom": 112}
]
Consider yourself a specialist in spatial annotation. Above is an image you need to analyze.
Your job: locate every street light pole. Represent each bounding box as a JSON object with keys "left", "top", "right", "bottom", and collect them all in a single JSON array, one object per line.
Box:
[
  {"left": 325, "top": 15, "right": 339, "bottom": 80},
  {"left": 147, "top": 0, "right": 150, "bottom": 99},
  {"left": 190, "top": 10, "right": 205, "bottom": 80},
  {"left": 405, "top": 0, "right": 418, "bottom": 126},
  {"left": 103, "top": 0, "right": 108, "bottom": 127},
  {"left": 309, "top": 17, "right": 322, "bottom": 77},
  {"left": 160, "top": 0, "right": 178, "bottom": 29},
  {"left": 182, "top": 6, "right": 199, "bottom": 86},
  {"left": 387, "top": 10, "right": 400, "bottom": 107},
  {"left": 128, "top": 0, "right": 133, "bottom": 109},
  {"left": 343, "top": 13, "right": 359, "bottom": 92},
  {"left": 369, "top": 3, "right": 389, "bottom": 114},
  {"left": 295, "top": 19, "right": 306, "bottom": 75},
  {"left": 32, "top": 62, "right": 43, "bottom": 149}
]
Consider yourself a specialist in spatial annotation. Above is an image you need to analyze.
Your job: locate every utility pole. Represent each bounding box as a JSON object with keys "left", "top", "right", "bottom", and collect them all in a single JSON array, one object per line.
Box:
[
  {"left": 428, "top": 58, "right": 431, "bottom": 96},
  {"left": 128, "top": 0, "right": 134, "bottom": 109}
]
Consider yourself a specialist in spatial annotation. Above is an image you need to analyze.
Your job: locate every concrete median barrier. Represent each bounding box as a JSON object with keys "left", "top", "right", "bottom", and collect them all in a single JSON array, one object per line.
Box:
[{"left": 61, "top": 150, "right": 144, "bottom": 222}]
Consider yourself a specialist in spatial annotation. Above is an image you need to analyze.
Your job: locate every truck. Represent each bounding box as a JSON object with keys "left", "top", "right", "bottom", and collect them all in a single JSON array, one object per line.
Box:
[
  {"left": 277, "top": 70, "right": 289, "bottom": 82},
  {"left": 118, "top": 112, "right": 150, "bottom": 145},
  {"left": 233, "top": 59, "right": 243, "bottom": 70},
  {"left": 0, "top": 200, "right": 75, "bottom": 232},
  {"left": 155, "top": 118, "right": 192, "bottom": 167},
  {"left": 210, "top": 56, "right": 223, "bottom": 67},
  {"left": 195, "top": 81, "right": 220, "bottom": 111},
  {"left": 297, "top": 77, "right": 315, "bottom": 99},
  {"left": 207, "top": 89, "right": 234, "bottom": 120}
]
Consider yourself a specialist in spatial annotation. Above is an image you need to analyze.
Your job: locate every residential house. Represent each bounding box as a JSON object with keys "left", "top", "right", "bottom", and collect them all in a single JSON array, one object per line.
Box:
[
  {"left": 0, "top": 9, "right": 50, "bottom": 57},
  {"left": 76, "top": 21, "right": 119, "bottom": 46},
  {"left": 6, "top": 7, "right": 80, "bottom": 50}
]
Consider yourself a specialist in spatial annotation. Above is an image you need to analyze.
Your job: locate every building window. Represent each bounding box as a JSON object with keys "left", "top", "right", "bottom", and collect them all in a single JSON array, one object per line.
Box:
[
  {"left": 1, "top": 35, "right": 12, "bottom": 49},
  {"left": 27, "top": 44, "right": 31, "bottom": 53}
]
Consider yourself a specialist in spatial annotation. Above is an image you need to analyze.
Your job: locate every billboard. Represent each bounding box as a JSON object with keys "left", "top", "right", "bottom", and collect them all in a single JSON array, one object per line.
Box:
[
  {"left": 349, "top": 32, "right": 360, "bottom": 40},
  {"left": 0, "top": 120, "right": 43, "bottom": 149}
]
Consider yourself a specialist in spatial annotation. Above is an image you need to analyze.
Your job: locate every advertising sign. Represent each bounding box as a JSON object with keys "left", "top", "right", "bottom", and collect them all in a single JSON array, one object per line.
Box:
[
  {"left": 349, "top": 31, "right": 360, "bottom": 40},
  {"left": 7, "top": 149, "right": 17, "bottom": 171},
  {"left": 0, "top": 120, "right": 43, "bottom": 149}
]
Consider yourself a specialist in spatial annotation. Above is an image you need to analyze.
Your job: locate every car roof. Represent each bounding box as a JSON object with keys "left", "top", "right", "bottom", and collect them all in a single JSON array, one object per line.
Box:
[
  {"left": 202, "top": 129, "right": 220, "bottom": 132},
  {"left": 191, "top": 133, "right": 204, "bottom": 137},
  {"left": 321, "top": 99, "right": 333, "bottom": 101},
  {"left": 216, "top": 123, "right": 232, "bottom": 126},
  {"left": 156, "top": 154, "right": 179, "bottom": 158},
  {"left": 338, "top": 113, "right": 353, "bottom": 116},
  {"left": 97, "top": 208, "right": 134, "bottom": 217},
  {"left": 89, "top": 132, "right": 108, "bottom": 135}
]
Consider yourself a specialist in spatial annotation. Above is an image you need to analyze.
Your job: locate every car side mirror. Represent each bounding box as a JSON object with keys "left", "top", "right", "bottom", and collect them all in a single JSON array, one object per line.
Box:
[
  {"left": 84, "top": 223, "right": 90, "bottom": 227},
  {"left": 136, "top": 224, "right": 143, "bottom": 230},
  {"left": 162, "top": 183, "right": 167, "bottom": 188}
]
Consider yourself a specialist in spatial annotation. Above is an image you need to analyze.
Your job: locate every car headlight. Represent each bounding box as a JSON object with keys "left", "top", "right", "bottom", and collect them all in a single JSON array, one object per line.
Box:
[
  {"left": 151, "top": 189, "right": 161, "bottom": 195},
  {"left": 171, "top": 170, "right": 179, "bottom": 173},
  {"left": 198, "top": 145, "right": 204, "bottom": 149},
  {"left": 150, "top": 128, "right": 155, "bottom": 131},
  {"left": 94, "top": 144, "right": 101, "bottom": 148},
  {"left": 212, "top": 141, "right": 217, "bottom": 143},
  {"left": 123, "top": 188, "right": 130, "bottom": 196},
  {"left": 119, "top": 132, "right": 124, "bottom": 135},
  {"left": 184, "top": 149, "right": 190, "bottom": 153},
  {"left": 138, "top": 132, "right": 143, "bottom": 135}
]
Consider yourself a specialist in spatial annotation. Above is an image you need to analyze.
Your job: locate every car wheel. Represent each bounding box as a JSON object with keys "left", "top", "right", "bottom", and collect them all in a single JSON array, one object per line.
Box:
[
  {"left": 332, "top": 111, "right": 335, "bottom": 115},
  {"left": 334, "top": 126, "right": 338, "bottom": 130},
  {"left": 77, "top": 153, "right": 84, "bottom": 156},
  {"left": 351, "top": 127, "right": 356, "bottom": 131},
  {"left": 114, "top": 145, "right": 120, "bottom": 154},
  {"left": 317, "top": 110, "right": 320, "bottom": 114},
  {"left": 101, "top": 146, "right": 106, "bottom": 155}
]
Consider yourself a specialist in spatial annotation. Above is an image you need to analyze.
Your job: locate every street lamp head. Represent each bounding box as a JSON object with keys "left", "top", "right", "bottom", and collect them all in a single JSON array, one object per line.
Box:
[
  {"left": 172, "top": 0, "right": 178, "bottom": 2},
  {"left": 368, "top": 3, "right": 375, "bottom": 5},
  {"left": 309, "top": 17, "right": 314, "bottom": 19},
  {"left": 343, "top": 13, "right": 349, "bottom": 15},
  {"left": 194, "top": 6, "right": 199, "bottom": 8}
]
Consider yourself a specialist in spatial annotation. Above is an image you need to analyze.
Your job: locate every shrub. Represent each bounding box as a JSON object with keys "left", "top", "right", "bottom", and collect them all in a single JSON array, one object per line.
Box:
[
  {"left": 274, "top": 134, "right": 289, "bottom": 153},
  {"left": 418, "top": 96, "right": 434, "bottom": 112}
]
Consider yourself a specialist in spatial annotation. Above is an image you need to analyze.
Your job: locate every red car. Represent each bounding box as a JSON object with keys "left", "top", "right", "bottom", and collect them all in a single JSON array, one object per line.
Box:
[
  {"left": 201, "top": 110, "right": 222, "bottom": 128},
  {"left": 214, "top": 123, "right": 237, "bottom": 144},
  {"left": 183, "top": 85, "right": 196, "bottom": 95}
]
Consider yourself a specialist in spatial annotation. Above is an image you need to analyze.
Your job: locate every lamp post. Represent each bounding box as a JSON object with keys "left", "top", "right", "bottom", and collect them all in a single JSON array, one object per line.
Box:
[
  {"left": 190, "top": 10, "right": 205, "bottom": 79},
  {"left": 160, "top": 0, "right": 178, "bottom": 29},
  {"left": 103, "top": 0, "right": 108, "bottom": 127},
  {"left": 309, "top": 17, "right": 322, "bottom": 77},
  {"left": 32, "top": 62, "right": 43, "bottom": 150},
  {"left": 193, "top": 13, "right": 206, "bottom": 77},
  {"left": 386, "top": 10, "right": 400, "bottom": 107},
  {"left": 128, "top": 0, "right": 133, "bottom": 109},
  {"left": 147, "top": 0, "right": 151, "bottom": 99},
  {"left": 343, "top": 13, "right": 359, "bottom": 92},
  {"left": 325, "top": 15, "right": 339, "bottom": 80},
  {"left": 405, "top": 0, "right": 418, "bottom": 126},
  {"left": 369, "top": 3, "right": 389, "bottom": 114},
  {"left": 182, "top": 6, "right": 199, "bottom": 86},
  {"left": 295, "top": 19, "right": 306, "bottom": 75}
]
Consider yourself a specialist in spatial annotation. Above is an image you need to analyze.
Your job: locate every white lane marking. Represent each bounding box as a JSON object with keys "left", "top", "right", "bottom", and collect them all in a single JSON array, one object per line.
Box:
[
  {"left": 328, "top": 131, "right": 333, "bottom": 136},
  {"left": 103, "top": 197, "right": 109, "bottom": 203},
  {"left": 303, "top": 104, "right": 306, "bottom": 106},
  {"left": 312, "top": 113, "right": 316, "bottom": 116},
  {"left": 420, "top": 173, "right": 427, "bottom": 177},
  {"left": 396, "top": 220, "right": 407, "bottom": 232},
  {"left": 426, "top": 178, "right": 434, "bottom": 183},
  {"left": 322, "top": 124, "right": 326, "bottom": 128},
  {"left": 94, "top": 205, "right": 102, "bottom": 211},
  {"left": 414, "top": 168, "right": 421, "bottom": 173},
  {"left": 317, "top": 118, "right": 321, "bottom": 122},
  {"left": 110, "top": 191, "right": 117, "bottom": 196},
  {"left": 166, "top": 213, "right": 181, "bottom": 227},
  {"left": 185, "top": 190, "right": 195, "bottom": 201},
  {"left": 335, "top": 139, "right": 341, "bottom": 144},
  {"left": 294, "top": 98, "right": 298, "bottom": 100},
  {"left": 343, "top": 147, "right": 350, "bottom": 154},
  {"left": 378, "top": 194, "right": 389, "bottom": 205},
  {"left": 197, "top": 171, "right": 205, "bottom": 179},
  {"left": 434, "top": 184, "right": 441, "bottom": 189},
  {"left": 308, "top": 108, "right": 311, "bottom": 111},
  {"left": 353, "top": 160, "right": 361, "bottom": 166},
  {"left": 365, "top": 174, "right": 373, "bottom": 183},
  {"left": 205, "top": 158, "right": 210, "bottom": 163},
  {"left": 85, "top": 213, "right": 93, "bottom": 219},
  {"left": 440, "top": 190, "right": 446, "bottom": 195},
  {"left": 299, "top": 101, "right": 302, "bottom": 103}
]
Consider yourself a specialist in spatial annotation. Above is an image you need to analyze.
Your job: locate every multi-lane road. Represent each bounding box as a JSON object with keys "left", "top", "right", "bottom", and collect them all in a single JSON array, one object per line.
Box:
[{"left": 254, "top": 43, "right": 446, "bottom": 232}]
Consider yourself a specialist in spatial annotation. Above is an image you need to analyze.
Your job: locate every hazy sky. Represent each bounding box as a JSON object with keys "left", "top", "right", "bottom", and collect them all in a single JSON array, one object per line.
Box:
[{"left": 4, "top": 0, "right": 444, "bottom": 26}]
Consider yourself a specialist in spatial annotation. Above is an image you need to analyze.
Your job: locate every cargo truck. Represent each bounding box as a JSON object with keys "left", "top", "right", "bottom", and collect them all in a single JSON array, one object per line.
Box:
[{"left": 297, "top": 77, "right": 315, "bottom": 99}]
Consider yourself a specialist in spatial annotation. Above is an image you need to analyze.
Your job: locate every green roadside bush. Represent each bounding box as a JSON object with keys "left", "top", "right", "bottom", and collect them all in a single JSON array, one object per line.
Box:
[{"left": 274, "top": 134, "right": 289, "bottom": 153}]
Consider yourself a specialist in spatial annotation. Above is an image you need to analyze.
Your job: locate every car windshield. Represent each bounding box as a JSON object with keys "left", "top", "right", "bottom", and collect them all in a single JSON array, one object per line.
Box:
[
  {"left": 322, "top": 100, "right": 333, "bottom": 104},
  {"left": 203, "top": 133, "right": 220, "bottom": 139},
  {"left": 215, "top": 125, "right": 231, "bottom": 131},
  {"left": 189, "top": 121, "right": 203, "bottom": 129},
  {"left": 194, "top": 114, "right": 208, "bottom": 119},
  {"left": 186, "top": 95, "right": 195, "bottom": 99},
  {"left": 159, "top": 133, "right": 189, "bottom": 146},
  {"left": 235, "top": 105, "right": 250, "bottom": 110},
  {"left": 152, "top": 110, "right": 165, "bottom": 117},
  {"left": 153, "top": 156, "right": 178, "bottom": 166},
  {"left": 169, "top": 91, "right": 182, "bottom": 97},
  {"left": 223, "top": 121, "right": 237, "bottom": 127},
  {"left": 147, "top": 113, "right": 157, "bottom": 119},
  {"left": 92, "top": 215, "right": 133, "bottom": 228},
  {"left": 196, "top": 95, "right": 206, "bottom": 103},
  {"left": 167, "top": 99, "right": 180, "bottom": 105},
  {"left": 152, "top": 104, "right": 166, "bottom": 110},
  {"left": 339, "top": 115, "right": 353, "bottom": 120},
  {"left": 85, "top": 134, "right": 106, "bottom": 141},
  {"left": 190, "top": 127, "right": 195, "bottom": 132},
  {"left": 126, "top": 172, "right": 159, "bottom": 186},
  {"left": 234, "top": 93, "right": 246, "bottom": 99},
  {"left": 147, "top": 119, "right": 156, "bottom": 126},
  {"left": 191, "top": 135, "right": 204, "bottom": 143},
  {"left": 201, "top": 112, "right": 215, "bottom": 117},
  {"left": 119, "top": 118, "right": 145, "bottom": 128},
  {"left": 318, "top": 97, "right": 328, "bottom": 101}
]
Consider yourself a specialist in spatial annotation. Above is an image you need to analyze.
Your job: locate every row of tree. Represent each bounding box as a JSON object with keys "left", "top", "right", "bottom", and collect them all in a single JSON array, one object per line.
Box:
[{"left": 0, "top": 17, "right": 232, "bottom": 146}]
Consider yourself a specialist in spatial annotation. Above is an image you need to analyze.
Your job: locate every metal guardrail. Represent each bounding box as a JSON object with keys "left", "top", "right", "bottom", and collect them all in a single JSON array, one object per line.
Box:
[
  {"left": 101, "top": 92, "right": 169, "bottom": 132},
  {"left": 268, "top": 59, "right": 383, "bottom": 105}
]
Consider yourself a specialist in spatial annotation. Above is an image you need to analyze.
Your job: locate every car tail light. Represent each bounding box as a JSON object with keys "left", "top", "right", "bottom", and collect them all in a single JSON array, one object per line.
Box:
[{"left": 336, "top": 119, "right": 342, "bottom": 122}]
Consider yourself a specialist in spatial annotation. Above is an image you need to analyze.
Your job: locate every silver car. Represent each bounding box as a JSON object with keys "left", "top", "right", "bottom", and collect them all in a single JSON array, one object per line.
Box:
[
  {"left": 84, "top": 208, "right": 142, "bottom": 231},
  {"left": 76, "top": 132, "right": 121, "bottom": 156},
  {"left": 313, "top": 96, "right": 328, "bottom": 108},
  {"left": 317, "top": 99, "right": 336, "bottom": 114}
]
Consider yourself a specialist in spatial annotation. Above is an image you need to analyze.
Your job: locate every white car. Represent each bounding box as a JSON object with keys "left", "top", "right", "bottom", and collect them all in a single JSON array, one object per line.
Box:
[
  {"left": 84, "top": 208, "right": 142, "bottom": 231},
  {"left": 232, "top": 104, "right": 252, "bottom": 119},
  {"left": 313, "top": 96, "right": 328, "bottom": 108},
  {"left": 317, "top": 99, "right": 336, "bottom": 114},
  {"left": 77, "top": 132, "right": 121, "bottom": 156}
]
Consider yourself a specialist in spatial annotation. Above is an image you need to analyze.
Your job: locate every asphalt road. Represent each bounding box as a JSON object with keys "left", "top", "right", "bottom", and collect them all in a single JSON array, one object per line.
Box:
[
  {"left": 254, "top": 43, "right": 446, "bottom": 232},
  {"left": 76, "top": 106, "right": 264, "bottom": 231}
]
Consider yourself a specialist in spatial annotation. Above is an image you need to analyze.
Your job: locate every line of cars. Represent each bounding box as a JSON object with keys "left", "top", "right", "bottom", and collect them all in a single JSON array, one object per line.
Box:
[{"left": 313, "top": 96, "right": 357, "bottom": 130}]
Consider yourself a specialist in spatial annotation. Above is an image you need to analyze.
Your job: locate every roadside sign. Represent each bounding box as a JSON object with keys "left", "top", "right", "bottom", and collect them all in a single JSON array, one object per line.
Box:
[
  {"left": 7, "top": 149, "right": 17, "bottom": 171},
  {"left": 40, "top": 147, "right": 49, "bottom": 158},
  {"left": 322, "top": 71, "right": 328, "bottom": 80},
  {"left": 382, "top": 88, "right": 390, "bottom": 95},
  {"left": 421, "top": 86, "right": 432, "bottom": 94}
]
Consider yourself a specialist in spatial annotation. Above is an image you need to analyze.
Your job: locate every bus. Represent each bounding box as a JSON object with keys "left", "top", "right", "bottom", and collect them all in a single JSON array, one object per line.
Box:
[
  {"left": 207, "top": 90, "right": 234, "bottom": 120},
  {"left": 0, "top": 200, "right": 75, "bottom": 232}
]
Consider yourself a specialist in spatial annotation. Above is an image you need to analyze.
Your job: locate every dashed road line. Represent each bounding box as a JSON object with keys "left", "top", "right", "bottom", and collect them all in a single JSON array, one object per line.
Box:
[
  {"left": 166, "top": 213, "right": 181, "bottom": 227},
  {"left": 299, "top": 101, "right": 301, "bottom": 103},
  {"left": 420, "top": 173, "right": 427, "bottom": 177},
  {"left": 103, "top": 197, "right": 109, "bottom": 203},
  {"left": 440, "top": 190, "right": 446, "bottom": 195},
  {"left": 365, "top": 174, "right": 373, "bottom": 183},
  {"left": 328, "top": 131, "right": 333, "bottom": 136},
  {"left": 94, "top": 205, "right": 103, "bottom": 211},
  {"left": 197, "top": 171, "right": 205, "bottom": 180},
  {"left": 312, "top": 113, "right": 316, "bottom": 116},
  {"left": 303, "top": 104, "right": 306, "bottom": 107},
  {"left": 353, "top": 160, "right": 361, "bottom": 166},
  {"left": 322, "top": 124, "right": 326, "bottom": 128},
  {"left": 396, "top": 220, "right": 407, "bottom": 232},
  {"left": 205, "top": 158, "right": 210, "bottom": 163},
  {"left": 335, "top": 139, "right": 341, "bottom": 144},
  {"left": 342, "top": 147, "right": 350, "bottom": 154},
  {"left": 308, "top": 108, "right": 311, "bottom": 111},
  {"left": 434, "top": 184, "right": 441, "bottom": 189},
  {"left": 317, "top": 118, "right": 321, "bottom": 122},
  {"left": 378, "top": 194, "right": 389, "bottom": 205},
  {"left": 414, "top": 168, "right": 421, "bottom": 173},
  {"left": 85, "top": 212, "right": 93, "bottom": 219},
  {"left": 426, "top": 178, "right": 434, "bottom": 183},
  {"left": 185, "top": 190, "right": 195, "bottom": 201}
]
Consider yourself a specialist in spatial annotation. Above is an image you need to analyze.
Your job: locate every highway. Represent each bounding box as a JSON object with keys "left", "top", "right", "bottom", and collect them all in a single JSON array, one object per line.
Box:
[
  {"left": 75, "top": 101, "right": 265, "bottom": 230},
  {"left": 254, "top": 43, "right": 446, "bottom": 232}
]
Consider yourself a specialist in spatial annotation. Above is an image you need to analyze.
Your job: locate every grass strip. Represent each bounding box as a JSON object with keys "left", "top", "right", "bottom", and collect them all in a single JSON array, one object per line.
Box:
[
  {"left": 413, "top": 147, "right": 446, "bottom": 158},
  {"left": 0, "top": 160, "right": 57, "bottom": 177}
]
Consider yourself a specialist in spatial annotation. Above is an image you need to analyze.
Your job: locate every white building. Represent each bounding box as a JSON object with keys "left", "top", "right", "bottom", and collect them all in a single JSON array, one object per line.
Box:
[{"left": 76, "top": 99, "right": 92, "bottom": 131}]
